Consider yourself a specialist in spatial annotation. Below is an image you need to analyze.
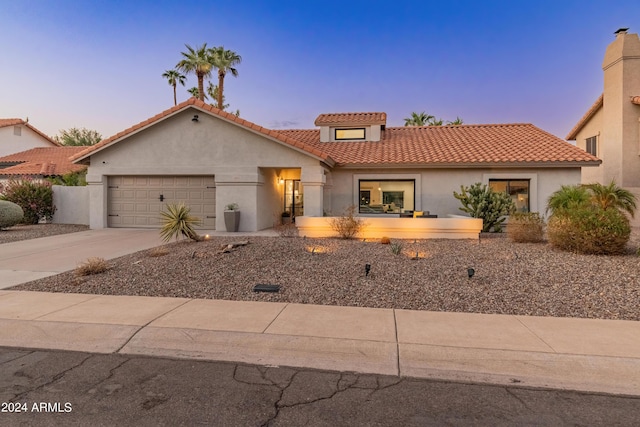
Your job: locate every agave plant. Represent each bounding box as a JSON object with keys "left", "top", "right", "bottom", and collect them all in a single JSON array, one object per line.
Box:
[{"left": 159, "top": 203, "right": 202, "bottom": 242}]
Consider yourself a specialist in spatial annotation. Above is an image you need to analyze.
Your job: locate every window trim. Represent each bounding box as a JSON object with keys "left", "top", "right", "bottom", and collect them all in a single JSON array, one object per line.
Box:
[
  {"left": 357, "top": 178, "right": 417, "bottom": 214},
  {"left": 335, "top": 128, "right": 366, "bottom": 140},
  {"left": 483, "top": 173, "right": 538, "bottom": 212}
]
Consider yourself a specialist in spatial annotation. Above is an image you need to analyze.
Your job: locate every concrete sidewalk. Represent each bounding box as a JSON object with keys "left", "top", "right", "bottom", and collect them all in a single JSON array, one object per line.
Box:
[{"left": 0, "top": 290, "right": 638, "bottom": 396}]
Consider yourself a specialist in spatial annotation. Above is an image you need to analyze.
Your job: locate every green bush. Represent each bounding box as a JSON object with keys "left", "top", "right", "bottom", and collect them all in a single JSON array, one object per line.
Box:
[
  {"left": 48, "top": 170, "right": 87, "bottom": 186},
  {"left": 0, "top": 178, "right": 56, "bottom": 224},
  {"left": 507, "top": 212, "right": 545, "bottom": 243},
  {"left": 0, "top": 200, "right": 24, "bottom": 229},
  {"left": 453, "top": 183, "right": 515, "bottom": 232},
  {"left": 547, "top": 207, "right": 630, "bottom": 255}
]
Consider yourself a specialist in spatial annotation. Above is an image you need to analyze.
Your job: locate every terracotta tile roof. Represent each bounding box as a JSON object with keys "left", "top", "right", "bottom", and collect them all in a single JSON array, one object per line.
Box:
[
  {"left": 632, "top": 96, "right": 640, "bottom": 105},
  {"left": 0, "top": 118, "right": 60, "bottom": 146},
  {"left": 280, "top": 123, "right": 600, "bottom": 167},
  {"left": 0, "top": 147, "right": 86, "bottom": 176},
  {"left": 71, "top": 98, "right": 335, "bottom": 166},
  {"left": 314, "top": 112, "right": 387, "bottom": 126},
  {"left": 565, "top": 94, "right": 604, "bottom": 140}
]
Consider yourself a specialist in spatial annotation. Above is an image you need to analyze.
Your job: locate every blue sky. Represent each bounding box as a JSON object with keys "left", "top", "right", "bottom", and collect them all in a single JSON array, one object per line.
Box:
[{"left": 1, "top": 1, "right": 638, "bottom": 140}]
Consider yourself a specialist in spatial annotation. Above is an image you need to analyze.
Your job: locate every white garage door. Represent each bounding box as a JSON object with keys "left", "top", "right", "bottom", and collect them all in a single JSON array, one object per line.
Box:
[{"left": 108, "top": 176, "right": 216, "bottom": 228}]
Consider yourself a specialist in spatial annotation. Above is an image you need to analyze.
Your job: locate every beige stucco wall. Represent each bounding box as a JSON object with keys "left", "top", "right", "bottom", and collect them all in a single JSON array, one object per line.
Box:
[
  {"left": 86, "top": 108, "right": 324, "bottom": 231},
  {"left": 0, "top": 125, "right": 55, "bottom": 157},
  {"left": 575, "top": 107, "right": 604, "bottom": 184},
  {"left": 52, "top": 185, "right": 90, "bottom": 225},
  {"left": 327, "top": 167, "right": 583, "bottom": 219}
]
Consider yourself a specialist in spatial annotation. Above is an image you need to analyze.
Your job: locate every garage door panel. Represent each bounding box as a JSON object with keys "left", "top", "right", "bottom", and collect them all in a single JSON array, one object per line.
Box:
[{"left": 108, "top": 176, "right": 215, "bottom": 229}]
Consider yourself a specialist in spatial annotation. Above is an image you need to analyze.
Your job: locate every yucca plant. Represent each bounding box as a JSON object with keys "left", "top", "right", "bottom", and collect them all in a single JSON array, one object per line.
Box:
[{"left": 159, "top": 203, "right": 202, "bottom": 242}]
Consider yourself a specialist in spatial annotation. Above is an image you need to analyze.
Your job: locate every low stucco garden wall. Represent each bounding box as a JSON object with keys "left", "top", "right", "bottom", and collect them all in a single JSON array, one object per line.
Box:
[
  {"left": 52, "top": 185, "right": 90, "bottom": 225},
  {"left": 295, "top": 216, "right": 483, "bottom": 239}
]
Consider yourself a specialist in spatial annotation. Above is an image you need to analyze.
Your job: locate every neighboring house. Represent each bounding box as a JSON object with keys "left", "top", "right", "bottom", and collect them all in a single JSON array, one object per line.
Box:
[
  {"left": 71, "top": 98, "right": 599, "bottom": 232},
  {"left": 0, "top": 118, "right": 59, "bottom": 157},
  {"left": 0, "top": 146, "right": 87, "bottom": 181},
  {"left": 566, "top": 28, "right": 640, "bottom": 226}
]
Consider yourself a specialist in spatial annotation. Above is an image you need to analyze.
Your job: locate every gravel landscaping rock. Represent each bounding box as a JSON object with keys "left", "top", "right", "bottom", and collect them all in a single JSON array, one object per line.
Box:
[
  {"left": 14, "top": 231, "right": 640, "bottom": 321},
  {"left": 0, "top": 224, "right": 89, "bottom": 244}
]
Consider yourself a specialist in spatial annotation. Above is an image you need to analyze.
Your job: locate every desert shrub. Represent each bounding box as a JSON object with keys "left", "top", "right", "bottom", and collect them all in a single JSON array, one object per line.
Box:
[
  {"left": 159, "top": 203, "right": 202, "bottom": 242},
  {"left": 453, "top": 183, "right": 515, "bottom": 232},
  {"left": 380, "top": 236, "right": 391, "bottom": 244},
  {"left": 0, "top": 178, "right": 56, "bottom": 224},
  {"left": 546, "top": 185, "right": 590, "bottom": 215},
  {"left": 390, "top": 242, "right": 403, "bottom": 255},
  {"left": 547, "top": 207, "right": 630, "bottom": 255},
  {"left": 75, "top": 257, "right": 109, "bottom": 276},
  {"left": 329, "top": 205, "right": 365, "bottom": 239},
  {"left": 0, "top": 200, "right": 24, "bottom": 229},
  {"left": 507, "top": 212, "right": 545, "bottom": 243}
]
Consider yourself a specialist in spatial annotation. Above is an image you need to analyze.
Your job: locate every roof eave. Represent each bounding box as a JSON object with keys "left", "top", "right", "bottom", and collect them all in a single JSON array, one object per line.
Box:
[{"left": 337, "top": 160, "right": 602, "bottom": 169}]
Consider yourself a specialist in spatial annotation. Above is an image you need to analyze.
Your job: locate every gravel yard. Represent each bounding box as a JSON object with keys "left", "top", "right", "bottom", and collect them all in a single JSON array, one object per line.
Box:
[
  {"left": 0, "top": 224, "right": 89, "bottom": 244},
  {"left": 14, "top": 231, "right": 640, "bottom": 321}
]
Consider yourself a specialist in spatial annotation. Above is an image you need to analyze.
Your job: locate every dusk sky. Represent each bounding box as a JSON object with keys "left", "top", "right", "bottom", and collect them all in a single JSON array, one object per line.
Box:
[{"left": 1, "top": 1, "right": 639, "bottom": 140}]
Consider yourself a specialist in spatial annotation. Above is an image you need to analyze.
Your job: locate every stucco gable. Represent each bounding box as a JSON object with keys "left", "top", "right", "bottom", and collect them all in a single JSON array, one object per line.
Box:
[
  {"left": 71, "top": 98, "right": 334, "bottom": 166},
  {"left": 566, "top": 94, "right": 604, "bottom": 140}
]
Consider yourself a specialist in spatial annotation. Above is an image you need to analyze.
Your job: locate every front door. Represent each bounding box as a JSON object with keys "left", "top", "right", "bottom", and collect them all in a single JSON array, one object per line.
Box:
[{"left": 284, "top": 179, "right": 303, "bottom": 218}]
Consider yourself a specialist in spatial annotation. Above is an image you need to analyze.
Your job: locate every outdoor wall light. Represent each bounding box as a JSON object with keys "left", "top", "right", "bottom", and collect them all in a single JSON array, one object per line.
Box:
[
  {"left": 365, "top": 263, "right": 371, "bottom": 277},
  {"left": 192, "top": 114, "right": 199, "bottom": 122},
  {"left": 467, "top": 268, "right": 475, "bottom": 279},
  {"left": 278, "top": 177, "right": 284, "bottom": 184}
]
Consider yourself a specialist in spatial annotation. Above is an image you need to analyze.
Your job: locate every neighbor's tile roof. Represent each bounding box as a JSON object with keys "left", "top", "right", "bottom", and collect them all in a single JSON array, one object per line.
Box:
[
  {"left": 280, "top": 123, "right": 600, "bottom": 167},
  {"left": 71, "top": 98, "right": 335, "bottom": 165},
  {"left": 314, "top": 112, "right": 387, "bottom": 126},
  {"left": 0, "top": 146, "right": 86, "bottom": 176},
  {"left": 565, "top": 94, "right": 604, "bottom": 140},
  {"left": 0, "top": 118, "right": 60, "bottom": 146}
]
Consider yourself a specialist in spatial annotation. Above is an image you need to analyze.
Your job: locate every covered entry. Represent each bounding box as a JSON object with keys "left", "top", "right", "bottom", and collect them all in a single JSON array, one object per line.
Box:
[{"left": 107, "top": 175, "right": 216, "bottom": 228}]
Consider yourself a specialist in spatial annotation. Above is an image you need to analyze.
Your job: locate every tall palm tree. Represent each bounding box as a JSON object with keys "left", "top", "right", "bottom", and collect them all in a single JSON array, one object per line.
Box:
[
  {"left": 209, "top": 46, "right": 242, "bottom": 110},
  {"left": 404, "top": 111, "right": 434, "bottom": 126},
  {"left": 161, "top": 69, "right": 186, "bottom": 106},
  {"left": 176, "top": 43, "right": 212, "bottom": 102},
  {"left": 427, "top": 117, "right": 444, "bottom": 126},
  {"left": 583, "top": 181, "right": 637, "bottom": 217}
]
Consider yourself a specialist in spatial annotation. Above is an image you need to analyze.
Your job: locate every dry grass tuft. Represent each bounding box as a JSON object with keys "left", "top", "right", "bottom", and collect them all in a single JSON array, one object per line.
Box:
[
  {"left": 148, "top": 246, "right": 170, "bottom": 257},
  {"left": 507, "top": 212, "right": 545, "bottom": 243},
  {"left": 75, "top": 257, "right": 109, "bottom": 277}
]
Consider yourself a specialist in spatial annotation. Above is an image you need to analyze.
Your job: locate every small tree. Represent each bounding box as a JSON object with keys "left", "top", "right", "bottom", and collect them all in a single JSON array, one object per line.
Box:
[
  {"left": 54, "top": 128, "right": 102, "bottom": 146},
  {"left": 0, "top": 178, "right": 56, "bottom": 224},
  {"left": 453, "top": 183, "right": 515, "bottom": 232}
]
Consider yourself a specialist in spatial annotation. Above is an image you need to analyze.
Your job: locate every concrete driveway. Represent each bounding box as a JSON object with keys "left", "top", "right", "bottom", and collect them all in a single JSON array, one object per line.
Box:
[{"left": 0, "top": 229, "right": 165, "bottom": 289}]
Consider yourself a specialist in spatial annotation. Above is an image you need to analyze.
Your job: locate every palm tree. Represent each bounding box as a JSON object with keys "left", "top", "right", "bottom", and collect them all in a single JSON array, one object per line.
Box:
[
  {"left": 209, "top": 46, "right": 242, "bottom": 110},
  {"left": 583, "top": 181, "right": 637, "bottom": 217},
  {"left": 161, "top": 69, "right": 186, "bottom": 106},
  {"left": 176, "top": 43, "right": 213, "bottom": 102},
  {"left": 427, "top": 117, "right": 444, "bottom": 126},
  {"left": 187, "top": 87, "right": 205, "bottom": 100},
  {"left": 447, "top": 117, "right": 464, "bottom": 125},
  {"left": 404, "top": 111, "right": 434, "bottom": 126},
  {"left": 206, "top": 82, "right": 229, "bottom": 110},
  {"left": 546, "top": 185, "right": 590, "bottom": 215}
]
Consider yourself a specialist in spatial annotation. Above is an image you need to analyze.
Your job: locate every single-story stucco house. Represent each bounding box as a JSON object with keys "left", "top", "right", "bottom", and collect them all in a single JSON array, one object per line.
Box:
[
  {"left": 70, "top": 98, "right": 599, "bottom": 235},
  {"left": 0, "top": 118, "right": 59, "bottom": 157}
]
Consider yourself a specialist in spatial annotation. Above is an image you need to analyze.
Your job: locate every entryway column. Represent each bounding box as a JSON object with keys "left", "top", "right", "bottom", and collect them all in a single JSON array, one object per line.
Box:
[
  {"left": 214, "top": 167, "right": 263, "bottom": 232},
  {"left": 301, "top": 166, "right": 326, "bottom": 217}
]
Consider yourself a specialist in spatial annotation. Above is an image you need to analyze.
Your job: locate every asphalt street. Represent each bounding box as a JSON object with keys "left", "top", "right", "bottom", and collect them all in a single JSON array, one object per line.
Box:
[{"left": 1, "top": 347, "right": 639, "bottom": 426}]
